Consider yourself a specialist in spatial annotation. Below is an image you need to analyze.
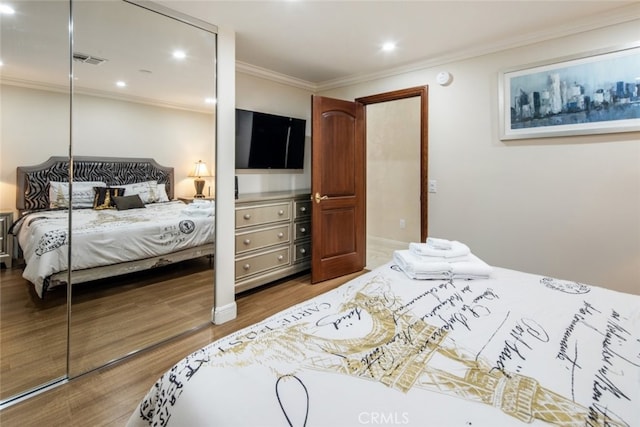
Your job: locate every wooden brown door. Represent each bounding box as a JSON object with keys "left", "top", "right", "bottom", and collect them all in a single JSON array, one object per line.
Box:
[{"left": 310, "top": 95, "right": 366, "bottom": 283}]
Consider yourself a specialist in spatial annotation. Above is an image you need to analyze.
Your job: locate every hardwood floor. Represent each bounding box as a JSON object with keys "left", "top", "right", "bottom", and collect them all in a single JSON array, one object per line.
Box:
[
  {"left": 0, "top": 269, "right": 363, "bottom": 426},
  {"left": 0, "top": 258, "right": 214, "bottom": 399}
]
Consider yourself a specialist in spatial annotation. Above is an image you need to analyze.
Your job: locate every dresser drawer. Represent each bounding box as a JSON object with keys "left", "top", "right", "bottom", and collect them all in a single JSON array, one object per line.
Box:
[
  {"left": 236, "top": 202, "right": 291, "bottom": 228},
  {"left": 235, "top": 225, "right": 290, "bottom": 255},
  {"left": 235, "top": 247, "right": 290, "bottom": 280},
  {"left": 293, "top": 241, "right": 311, "bottom": 263},
  {"left": 294, "top": 221, "right": 310, "bottom": 241},
  {"left": 294, "top": 199, "right": 311, "bottom": 220}
]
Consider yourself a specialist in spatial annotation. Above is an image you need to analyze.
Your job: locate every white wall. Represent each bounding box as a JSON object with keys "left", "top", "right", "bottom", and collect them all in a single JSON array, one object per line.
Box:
[
  {"left": 367, "top": 97, "right": 421, "bottom": 243},
  {"left": 0, "top": 85, "right": 215, "bottom": 213},
  {"left": 319, "top": 20, "right": 640, "bottom": 295},
  {"left": 234, "top": 72, "right": 313, "bottom": 194},
  {"left": 213, "top": 25, "right": 238, "bottom": 324},
  {"left": 73, "top": 94, "right": 215, "bottom": 199},
  {"left": 0, "top": 85, "right": 70, "bottom": 213}
]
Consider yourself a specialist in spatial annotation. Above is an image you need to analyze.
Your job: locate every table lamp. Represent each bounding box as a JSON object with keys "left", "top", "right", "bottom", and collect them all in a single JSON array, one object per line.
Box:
[{"left": 189, "top": 160, "right": 211, "bottom": 198}]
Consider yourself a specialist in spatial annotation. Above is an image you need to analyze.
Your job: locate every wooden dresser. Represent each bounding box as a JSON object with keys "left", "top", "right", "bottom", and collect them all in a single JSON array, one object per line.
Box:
[{"left": 234, "top": 190, "right": 311, "bottom": 293}]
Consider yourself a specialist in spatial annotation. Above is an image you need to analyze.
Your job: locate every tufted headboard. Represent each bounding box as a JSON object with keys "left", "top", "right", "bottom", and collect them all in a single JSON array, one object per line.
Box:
[{"left": 16, "top": 156, "right": 174, "bottom": 214}]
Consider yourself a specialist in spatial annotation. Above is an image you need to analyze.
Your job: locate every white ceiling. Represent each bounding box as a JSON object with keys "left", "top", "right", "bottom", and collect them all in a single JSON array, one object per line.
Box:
[
  {"left": 2, "top": 0, "right": 638, "bottom": 109},
  {"left": 161, "top": 0, "right": 640, "bottom": 89}
]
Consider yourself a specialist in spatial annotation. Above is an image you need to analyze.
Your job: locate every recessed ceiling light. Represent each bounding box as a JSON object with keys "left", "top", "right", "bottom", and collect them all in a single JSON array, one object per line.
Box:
[
  {"left": 0, "top": 4, "right": 15, "bottom": 15},
  {"left": 205, "top": 97, "right": 217, "bottom": 105},
  {"left": 116, "top": 81, "right": 126, "bottom": 88},
  {"left": 382, "top": 42, "right": 396, "bottom": 52},
  {"left": 173, "top": 50, "right": 186, "bottom": 60}
]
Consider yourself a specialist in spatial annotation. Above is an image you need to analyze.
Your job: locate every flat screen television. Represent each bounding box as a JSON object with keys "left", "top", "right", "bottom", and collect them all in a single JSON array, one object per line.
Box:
[{"left": 235, "top": 108, "right": 306, "bottom": 170}]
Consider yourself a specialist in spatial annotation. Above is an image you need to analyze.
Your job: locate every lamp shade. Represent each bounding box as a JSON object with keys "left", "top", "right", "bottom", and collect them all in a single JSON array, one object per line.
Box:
[{"left": 189, "top": 160, "right": 211, "bottom": 178}]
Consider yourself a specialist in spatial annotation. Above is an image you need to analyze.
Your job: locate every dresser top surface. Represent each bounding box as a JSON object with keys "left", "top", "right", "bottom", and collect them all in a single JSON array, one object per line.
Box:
[{"left": 236, "top": 190, "right": 311, "bottom": 204}]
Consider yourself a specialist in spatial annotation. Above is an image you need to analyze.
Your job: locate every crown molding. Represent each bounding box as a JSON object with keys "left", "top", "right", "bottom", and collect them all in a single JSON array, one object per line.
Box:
[
  {"left": 317, "top": 3, "right": 640, "bottom": 92},
  {"left": 237, "top": 3, "right": 640, "bottom": 93},
  {"left": 1, "top": 77, "right": 214, "bottom": 114},
  {"left": 235, "top": 61, "right": 317, "bottom": 92}
]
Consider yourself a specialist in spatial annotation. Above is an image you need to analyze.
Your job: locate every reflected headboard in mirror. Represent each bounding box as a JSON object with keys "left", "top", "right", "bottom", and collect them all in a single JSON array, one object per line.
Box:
[{"left": 16, "top": 156, "right": 174, "bottom": 214}]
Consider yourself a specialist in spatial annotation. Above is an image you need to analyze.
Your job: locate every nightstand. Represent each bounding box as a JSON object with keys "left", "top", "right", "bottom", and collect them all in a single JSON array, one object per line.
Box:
[
  {"left": 178, "top": 197, "right": 215, "bottom": 204},
  {"left": 0, "top": 212, "right": 13, "bottom": 268}
]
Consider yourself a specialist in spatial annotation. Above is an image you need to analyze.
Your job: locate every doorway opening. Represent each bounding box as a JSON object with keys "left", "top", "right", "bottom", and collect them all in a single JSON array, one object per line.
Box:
[{"left": 356, "top": 86, "right": 429, "bottom": 269}]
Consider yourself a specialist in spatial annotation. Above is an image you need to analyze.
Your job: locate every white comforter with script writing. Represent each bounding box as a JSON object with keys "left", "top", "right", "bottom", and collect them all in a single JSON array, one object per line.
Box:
[
  {"left": 127, "top": 262, "right": 640, "bottom": 427},
  {"left": 14, "top": 201, "right": 214, "bottom": 297}
]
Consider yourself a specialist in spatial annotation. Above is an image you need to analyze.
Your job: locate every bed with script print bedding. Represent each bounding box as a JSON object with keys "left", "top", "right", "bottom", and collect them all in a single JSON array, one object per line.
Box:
[
  {"left": 13, "top": 200, "right": 214, "bottom": 298},
  {"left": 127, "top": 261, "right": 639, "bottom": 427},
  {"left": 14, "top": 156, "right": 214, "bottom": 298}
]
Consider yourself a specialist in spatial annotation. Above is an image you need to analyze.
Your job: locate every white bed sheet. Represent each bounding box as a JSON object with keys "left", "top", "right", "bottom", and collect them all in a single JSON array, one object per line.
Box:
[
  {"left": 14, "top": 201, "right": 214, "bottom": 297},
  {"left": 128, "top": 262, "right": 640, "bottom": 427}
]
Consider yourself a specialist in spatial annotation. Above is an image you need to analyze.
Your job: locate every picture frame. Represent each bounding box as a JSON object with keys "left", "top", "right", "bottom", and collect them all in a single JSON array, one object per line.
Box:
[{"left": 499, "top": 42, "right": 640, "bottom": 140}]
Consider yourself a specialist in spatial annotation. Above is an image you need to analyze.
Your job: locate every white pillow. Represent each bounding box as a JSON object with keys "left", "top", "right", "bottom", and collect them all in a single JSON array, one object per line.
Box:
[
  {"left": 157, "top": 183, "right": 170, "bottom": 203},
  {"left": 49, "top": 181, "right": 106, "bottom": 209},
  {"left": 121, "top": 180, "right": 161, "bottom": 204}
]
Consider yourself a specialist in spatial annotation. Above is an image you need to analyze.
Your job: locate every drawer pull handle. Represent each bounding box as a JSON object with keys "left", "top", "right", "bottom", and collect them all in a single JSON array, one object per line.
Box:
[
  {"left": 299, "top": 248, "right": 306, "bottom": 254},
  {"left": 243, "top": 263, "right": 251, "bottom": 271},
  {"left": 243, "top": 214, "right": 251, "bottom": 220},
  {"left": 243, "top": 239, "right": 251, "bottom": 245},
  {"left": 278, "top": 210, "right": 284, "bottom": 216},
  {"left": 300, "top": 206, "right": 306, "bottom": 213},
  {"left": 277, "top": 232, "right": 284, "bottom": 238},
  {"left": 299, "top": 227, "right": 306, "bottom": 233},
  {"left": 277, "top": 255, "right": 284, "bottom": 261}
]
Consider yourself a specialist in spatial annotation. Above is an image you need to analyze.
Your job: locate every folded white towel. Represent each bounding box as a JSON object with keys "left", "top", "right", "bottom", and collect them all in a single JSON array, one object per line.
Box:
[
  {"left": 448, "top": 253, "right": 493, "bottom": 280},
  {"left": 409, "top": 240, "right": 470, "bottom": 258},
  {"left": 393, "top": 250, "right": 492, "bottom": 280},
  {"left": 393, "top": 250, "right": 451, "bottom": 280},
  {"left": 426, "top": 237, "right": 453, "bottom": 250}
]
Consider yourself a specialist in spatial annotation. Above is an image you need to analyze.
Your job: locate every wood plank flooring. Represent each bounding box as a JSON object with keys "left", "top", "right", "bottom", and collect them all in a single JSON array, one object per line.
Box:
[{"left": 0, "top": 269, "right": 363, "bottom": 426}]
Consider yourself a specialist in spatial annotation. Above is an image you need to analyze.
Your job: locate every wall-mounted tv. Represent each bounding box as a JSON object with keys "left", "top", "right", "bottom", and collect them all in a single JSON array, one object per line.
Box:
[{"left": 235, "top": 108, "right": 306, "bottom": 170}]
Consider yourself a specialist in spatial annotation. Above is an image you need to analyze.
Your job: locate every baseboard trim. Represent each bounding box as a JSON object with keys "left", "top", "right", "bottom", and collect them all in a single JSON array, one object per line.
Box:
[{"left": 212, "top": 302, "right": 238, "bottom": 324}]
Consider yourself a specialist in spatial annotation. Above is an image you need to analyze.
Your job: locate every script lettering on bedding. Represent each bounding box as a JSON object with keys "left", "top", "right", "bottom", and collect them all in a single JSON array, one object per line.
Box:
[
  {"left": 585, "top": 309, "right": 637, "bottom": 427},
  {"left": 213, "top": 302, "right": 333, "bottom": 353},
  {"left": 138, "top": 347, "right": 210, "bottom": 426},
  {"left": 555, "top": 300, "right": 602, "bottom": 400},
  {"left": 316, "top": 306, "right": 363, "bottom": 330},
  {"left": 491, "top": 313, "right": 550, "bottom": 375},
  {"left": 190, "top": 275, "right": 636, "bottom": 427}
]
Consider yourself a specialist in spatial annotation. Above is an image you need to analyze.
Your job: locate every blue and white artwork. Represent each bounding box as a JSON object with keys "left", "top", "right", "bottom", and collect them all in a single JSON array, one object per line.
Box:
[{"left": 501, "top": 46, "right": 640, "bottom": 139}]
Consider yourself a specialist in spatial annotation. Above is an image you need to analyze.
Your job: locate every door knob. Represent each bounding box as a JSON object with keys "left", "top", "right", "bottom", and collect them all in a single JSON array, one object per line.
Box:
[{"left": 314, "top": 192, "right": 328, "bottom": 204}]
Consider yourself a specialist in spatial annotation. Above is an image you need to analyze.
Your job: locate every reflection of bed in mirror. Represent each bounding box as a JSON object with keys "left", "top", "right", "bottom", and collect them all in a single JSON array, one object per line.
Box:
[{"left": 13, "top": 156, "right": 215, "bottom": 298}]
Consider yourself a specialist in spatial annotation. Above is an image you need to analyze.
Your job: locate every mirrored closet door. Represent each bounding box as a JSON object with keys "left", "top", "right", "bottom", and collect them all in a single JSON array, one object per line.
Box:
[
  {"left": 0, "top": 0, "right": 217, "bottom": 404},
  {"left": 68, "top": 0, "right": 217, "bottom": 377},
  {"left": 0, "top": 0, "right": 71, "bottom": 402}
]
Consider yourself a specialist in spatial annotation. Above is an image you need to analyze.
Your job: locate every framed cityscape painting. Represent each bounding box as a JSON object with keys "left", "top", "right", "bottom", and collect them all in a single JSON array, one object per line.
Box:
[{"left": 499, "top": 43, "right": 640, "bottom": 140}]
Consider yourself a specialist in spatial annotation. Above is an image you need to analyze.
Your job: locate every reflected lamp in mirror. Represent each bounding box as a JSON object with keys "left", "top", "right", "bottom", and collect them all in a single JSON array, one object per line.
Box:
[{"left": 188, "top": 160, "right": 212, "bottom": 198}]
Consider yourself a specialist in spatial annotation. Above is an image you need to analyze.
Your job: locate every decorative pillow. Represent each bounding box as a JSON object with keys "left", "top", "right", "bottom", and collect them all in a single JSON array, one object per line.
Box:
[
  {"left": 93, "top": 187, "right": 125, "bottom": 210},
  {"left": 49, "top": 181, "right": 106, "bottom": 209},
  {"left": 120, "top": 181, "right": 160, "bottom": 204},
  {"left": 112, "top": 194, "right": 146, "bottom": 210},
  {"left": 157, "top": 183, "right": 170, "bottom": 202}
]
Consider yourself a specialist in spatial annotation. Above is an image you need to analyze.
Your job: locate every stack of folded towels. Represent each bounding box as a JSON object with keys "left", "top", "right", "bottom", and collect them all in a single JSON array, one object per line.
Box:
[{"left": 393, "top": 237, "right": 492, "bottom": 280}]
